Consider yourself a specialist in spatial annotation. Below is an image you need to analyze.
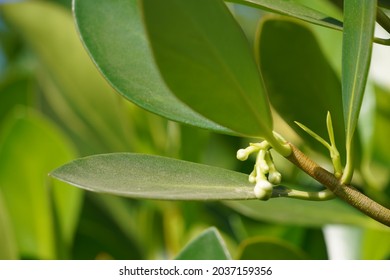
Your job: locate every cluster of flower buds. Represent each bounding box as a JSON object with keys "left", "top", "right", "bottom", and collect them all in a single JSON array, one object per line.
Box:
[{"left": 236, "top": 142, "right": 281, "bottom": 200}]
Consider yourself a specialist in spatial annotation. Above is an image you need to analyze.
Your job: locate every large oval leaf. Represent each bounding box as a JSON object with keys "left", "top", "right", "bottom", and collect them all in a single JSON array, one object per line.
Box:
[
  {"left": 73, "top": 0, "right": 233, "bottom": 135},
  {"left": 50, "top": 153, "right": 256, "bottom": 200},
  {"left": 256, "top": 17, "right": 345, "bottom": 157},
  {"left": 141, "top": 0, "right": 273, "bottom": 138},
  {"left": 50, "top": 152, "right": 389, "bottom": 229},
  {"left": 342, "top": 0, "right": 376, "bottom": 180}
]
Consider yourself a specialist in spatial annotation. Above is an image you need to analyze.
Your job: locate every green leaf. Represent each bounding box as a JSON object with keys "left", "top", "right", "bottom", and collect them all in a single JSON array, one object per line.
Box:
[
  {"left": 237, "top": 236, "right": 307, "bottom": 260},
  {"left": 227, "top": 0, "right": 342, "bottom": 30},
  {"left": 225, "top": 196, "right": 385, "bottom": 229},
  {"left": 342, "top": 0, "right": 376, "bottom": 181},
  {"left": 73, "top": 0, "right": 233, "bottom": 136},
  {"left": 50, "top": 153, "right": 256, "bottom": 200},
  {"left": 0, "top": 110, "right": 80, "bottom": 259},
  {"left": 50, "top": 152, "right": 385, "bottom": 228},
  {"left": 141, "top": 0, "right": 273, "bottom": 138},
  {"left": 175, "top": 227, "right": 231, "bottom": 260},
  {"left": 257, "top": 17, "right": 345, "bottom": 157}
]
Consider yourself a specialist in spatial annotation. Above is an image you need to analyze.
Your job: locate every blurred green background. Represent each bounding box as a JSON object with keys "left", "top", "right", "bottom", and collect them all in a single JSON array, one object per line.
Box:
[{"left": 0, "top": 0, "right": 389, "bottom": 260}]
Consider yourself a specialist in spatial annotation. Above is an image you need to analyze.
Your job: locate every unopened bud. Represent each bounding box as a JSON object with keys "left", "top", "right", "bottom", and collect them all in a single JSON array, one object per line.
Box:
[
  {"left": 249, "top": 171, "right": 256, "bottom": 183},
  {"left": 236, "top": 149, "right": 248, "bottom": 161},
  {"left": 268, "top": 171, "right": 282, "bottom": 185},
  {"left": 254, "top": 180, "right": 273, "bottom": 200},
  {"left": 253, "top": 187, "right": 268, "bottom": 200},
  {"left": 256, "top": 180, "right": 273, "bottom": 191}
]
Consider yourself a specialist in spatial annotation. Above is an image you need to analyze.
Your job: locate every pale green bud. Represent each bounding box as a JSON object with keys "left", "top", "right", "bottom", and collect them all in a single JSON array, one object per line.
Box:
[
  {"left": 268, "top": 171, "right": 282, "bottom": 185},
  {"left": 253, "top": 187, "right": 268, "bottom": 200},
  {"left": 249, "top": 170, "right": 256, "bottom": 183},
  {"left": 254, "top": 180, "right": 273, "bottom": 200},
  {"left": 236, "top": 149, "right": 248, "bottom": 161}
]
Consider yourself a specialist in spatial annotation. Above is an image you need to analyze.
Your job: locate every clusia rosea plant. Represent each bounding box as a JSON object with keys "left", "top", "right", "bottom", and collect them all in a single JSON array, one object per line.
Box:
[{"left": 50, "top": 0, "right": 390, "bottom": 228}]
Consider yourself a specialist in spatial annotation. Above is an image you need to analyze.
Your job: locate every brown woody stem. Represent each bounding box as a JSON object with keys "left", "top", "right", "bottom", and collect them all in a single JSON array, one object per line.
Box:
[{"left": 286, "top": 143, "right": 390, "bottom": 227}]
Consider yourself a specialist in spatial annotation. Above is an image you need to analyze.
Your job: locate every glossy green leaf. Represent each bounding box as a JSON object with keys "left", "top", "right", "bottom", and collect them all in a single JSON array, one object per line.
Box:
[
  {"left": 141, "top": 0, "right": 273, "bottom": 138},
  {"left": 175, "top": 227, "right": 231, "bottom": 260},
  {"left": 227, "top": 0, "right": 342, "bottom": 30},
  {"left": 257, "top": 18, "right": 345, "bottom": 156},
  {"left": 0, "top": 110, "right": 80, "bottom": 259},
  {"left": 50, "top": 153, "right": 256, "bottom": 200},
  {"left": 342, "top": 0, "right": 376, "bottom": 178},
  {"left": 1, "top": 1, "right": 144, "bottom": 153},
  {"left": 73, "top": 0, "right": 233, "bottom": 136},
  {"left": 225, "top": 196, "right": 384, "bottom": 229},
  {"left": 237, "top": 237, "right": 306, "bottom": 260},
  {"left": 50, "top": 152, "right": 386, "bottom": 227}
]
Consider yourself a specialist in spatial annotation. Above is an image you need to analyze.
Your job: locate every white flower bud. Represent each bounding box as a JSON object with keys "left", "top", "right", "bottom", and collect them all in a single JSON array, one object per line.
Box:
[
  {"left": 249, "top": 171, "right": 256, "bottom": 183},
  {"left": 253, "top": 187, "right": 268, "bottom": 200},
  {"left": 268, "top": 171, "right": 282, "bottom": 185},
  {"left": 253, "top": 179, "right": 273, "bottom": 200},
  {"left": 236, "top": 149, "right": 248, "bottom": 161},
  {"left": 256, "top": 179, "right": 273, "bottom": 191}
]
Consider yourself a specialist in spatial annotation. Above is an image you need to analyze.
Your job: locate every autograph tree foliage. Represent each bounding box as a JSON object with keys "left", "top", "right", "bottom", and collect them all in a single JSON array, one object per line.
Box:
[
  {"left": 53, "top": 0, "right": 390, "bottom": 224},
  {"left": 1, "top": 0, "right": 390, "bottom": 260}
]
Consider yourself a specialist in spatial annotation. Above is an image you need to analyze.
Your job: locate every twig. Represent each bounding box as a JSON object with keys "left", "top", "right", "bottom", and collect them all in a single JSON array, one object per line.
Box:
[{"left": 286, "top": 143, "right": 390, "bottom": 227}]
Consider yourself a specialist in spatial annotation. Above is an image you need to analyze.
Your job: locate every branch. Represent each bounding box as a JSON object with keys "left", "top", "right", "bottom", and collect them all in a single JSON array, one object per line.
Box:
[{"left": 286, "top": 143, "right": 390, "bottom": 227}]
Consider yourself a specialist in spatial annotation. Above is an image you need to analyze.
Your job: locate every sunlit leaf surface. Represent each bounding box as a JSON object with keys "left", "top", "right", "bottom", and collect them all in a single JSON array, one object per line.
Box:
[
  {"left": 51, "top": 153, "right": 256, "bottom": 200},
  {"left": 73, "top": 0, "right": 233, "bottom": 135},
  {"left": 142, "top": 0, "right": 273, "bottom": 138}
]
